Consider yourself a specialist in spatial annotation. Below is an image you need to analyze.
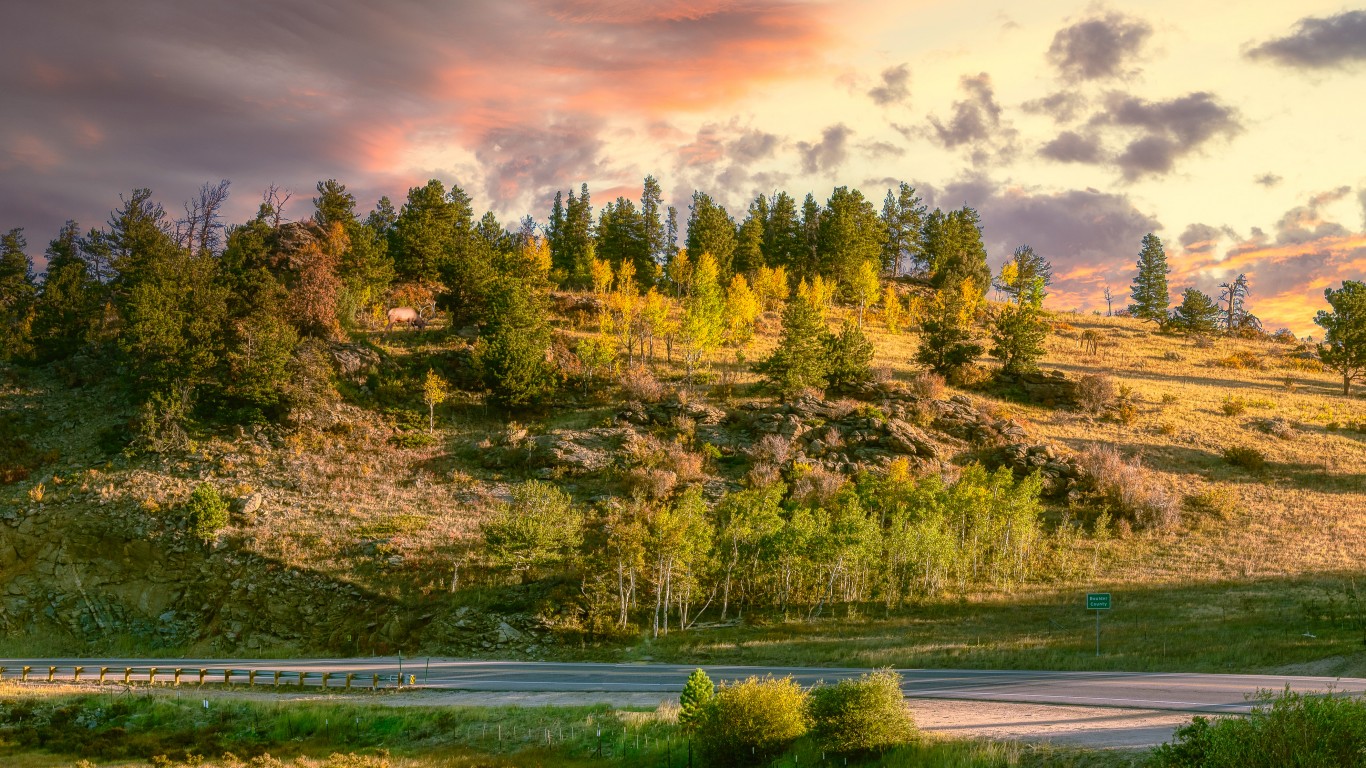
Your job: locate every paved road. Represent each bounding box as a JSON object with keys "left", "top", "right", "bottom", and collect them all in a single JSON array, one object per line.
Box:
[{"left": 5, "top": 658, "right": 1365, "bottom": 714}]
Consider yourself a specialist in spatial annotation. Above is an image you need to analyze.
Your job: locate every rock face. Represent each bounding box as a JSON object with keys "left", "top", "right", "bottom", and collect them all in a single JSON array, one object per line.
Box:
[
  {"left": 996, "top": 370, "right": 1078, "bottom": 406},
  {"left": 527, "top": 427, "right": 637, "bottom": 477}
]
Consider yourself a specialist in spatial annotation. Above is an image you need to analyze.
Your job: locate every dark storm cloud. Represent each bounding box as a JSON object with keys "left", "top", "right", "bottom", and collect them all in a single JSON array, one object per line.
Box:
[
  {"left": 1274, "top": 186, "right": 1353, "bottom": 244},
  {"left": 798, "top": 124, "right": 853, "bottom": 174},
  {"left": 1178, "top": 222, "right": 1238, "bottom": 255},
  {"left": 727, "top": 129, "right": 783, "bottom": 164},
  {"left": 933, "top": 177, "right": 1160, "bottom": 308},
  {"left": 1047, "top": 12, "right": 1153, "bottom": 81},
  {"left": 868, "top": 64, "right": 911, "bottom": 106},
  {"left": 927, "top": 74, "right": 1018, "bottom": 167},
  {"left": 1090, "top": 92, "right": 1242, "bottom": 180},
  {"left": 1039, "top": 131, "right": 1104, "bottom": 163},
  {"left": 0, "top": 0, "right": 833, "bottom": 242},
  {"left": 1246, "top": 10, "right": 1366, "bottom": 70},
  {"left": 1021, "top": 91, "right": 1088, "bottom": 122},
  {"left": 1255, "top": 173, "right": 1283, "bottom": 187}
]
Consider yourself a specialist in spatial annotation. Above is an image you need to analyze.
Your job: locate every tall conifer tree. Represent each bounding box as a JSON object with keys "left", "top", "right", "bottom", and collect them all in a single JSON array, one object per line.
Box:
[{"left": 1129, "top": 233, "right": 1171, "bottom": 322}]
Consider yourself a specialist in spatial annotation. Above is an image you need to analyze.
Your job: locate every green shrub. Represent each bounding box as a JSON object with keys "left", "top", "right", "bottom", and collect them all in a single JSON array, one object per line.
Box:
[
  {"left": 183, "top": 483, "right": 229, "bottom": 543},
  {"left": 695, "top": 676, "right": 810, "bottom": 767},
  {"left": 678, "top": 668, "right": 715, "bottom": 732},
  {"left": 1183, "top": 485, "right": 1241, "bottom": 521},
  {"left": 1220, "top": 394, "right": 1247, "bottom": 416},
  {"left": 809, "top": 670, "right": 917, "bottom": 755},
  {"left": 1151, "top": 688, "right": 1366, "bottom": 767},
  {"left": 1222, "top": 445, "right": 1266, "bottom": 473}
]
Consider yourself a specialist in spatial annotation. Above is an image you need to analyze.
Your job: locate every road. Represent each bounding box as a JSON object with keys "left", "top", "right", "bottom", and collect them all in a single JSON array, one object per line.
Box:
[{"left": 5, "top": 658, "right": 1366, "bottom": 714}]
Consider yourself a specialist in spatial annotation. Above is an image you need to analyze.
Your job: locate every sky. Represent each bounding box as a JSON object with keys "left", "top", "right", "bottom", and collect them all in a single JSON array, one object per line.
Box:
[{"left": 3, "top": 0, "right": 1365, "bottom": 334}]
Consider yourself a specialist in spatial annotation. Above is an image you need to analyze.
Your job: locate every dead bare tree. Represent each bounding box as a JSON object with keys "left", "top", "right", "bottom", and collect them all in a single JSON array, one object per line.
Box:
[
  {"left": 1103, "top": 286, "right": 1114, "bottom": 317},
  {"left": 261, "top": 184, "right": 292, "bottom": 229},
  {"left": 177, "top": 179, "right": 231, "bottom": 255}
]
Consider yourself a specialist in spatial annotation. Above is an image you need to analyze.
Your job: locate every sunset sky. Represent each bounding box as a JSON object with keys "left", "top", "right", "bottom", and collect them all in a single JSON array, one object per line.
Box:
[{"left": 3, "top": 1, "right": 1364, "bottom": 333}]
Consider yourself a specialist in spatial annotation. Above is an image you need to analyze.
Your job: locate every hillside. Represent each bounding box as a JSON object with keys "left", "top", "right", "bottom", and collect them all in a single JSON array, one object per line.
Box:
[{"left": 3, "top": 293, "right": 1365, "bottom": 673}]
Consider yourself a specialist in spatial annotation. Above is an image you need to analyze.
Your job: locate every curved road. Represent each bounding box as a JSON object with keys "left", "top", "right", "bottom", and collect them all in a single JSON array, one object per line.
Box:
[{"left": 5, "top": 658, "right": 1365, "bottom": 714}]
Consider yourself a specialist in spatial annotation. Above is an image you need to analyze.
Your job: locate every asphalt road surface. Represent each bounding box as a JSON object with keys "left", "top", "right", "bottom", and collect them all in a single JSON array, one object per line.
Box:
[{"left": 5, "top": 658, "right": 1366, "bottom": 714}]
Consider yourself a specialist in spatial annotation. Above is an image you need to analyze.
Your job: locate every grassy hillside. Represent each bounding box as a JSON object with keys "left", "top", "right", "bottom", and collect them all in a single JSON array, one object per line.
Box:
[{"left": 2, "top": 290, "right": 1365, "bottom": 673}]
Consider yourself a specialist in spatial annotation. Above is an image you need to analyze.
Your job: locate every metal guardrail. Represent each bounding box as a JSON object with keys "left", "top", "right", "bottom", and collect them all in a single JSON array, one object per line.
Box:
[{"left": 0, "top": 665, "right": 417, "bottom": 690}]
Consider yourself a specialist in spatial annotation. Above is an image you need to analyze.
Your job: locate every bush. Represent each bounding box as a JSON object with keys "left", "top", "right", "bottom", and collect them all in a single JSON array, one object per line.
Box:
[
  {"left": 908, "top": 371, "right": 946, "bottom": 400},
  {"left": 1216, "top": 350, "right": 1265, "bottom": 370},
  {"left": 619, "top": 365, "right": 666, "bottom": 403},
  {"left": 1223, "top": 445, "right": 1267, "bottom": 473},
  {"left": 1220, "top": 394, "right": 1247, "bottom": 416},
  {"left": 1151, "top": 688, "right": 1366, "bottom": 767},
  {"left": 1075, "top": 373, "right": 1117, "bottom": 415},
  {"left": 695, "top": 676, "right": 810, "bottom": 767},
  {"left": 1183, "top": 485, "right": 1241, "bottom": 521},
  {"left": 809, "top": 670, "right": 917, "bottom": 755},
  {"left": 1076, "top": 445, "right": 1180, "bottom": 531},
  {"left": 183, "top": 483, "right": 229, "bottom": 543}
]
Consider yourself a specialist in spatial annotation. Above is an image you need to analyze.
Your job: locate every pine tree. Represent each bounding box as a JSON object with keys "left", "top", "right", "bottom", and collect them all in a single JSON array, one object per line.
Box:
[
  {"left": 995, "top": 245, "right": 1052, "bottom": 305},
  {"left": 1168, "top": 287, "right": 1220, "bottom": 335},
  {"left": 800, "top": 193, "right": 822, "bottom": 279},
  {"left": 1129, "top": 233, "right": 1170, "bottom": 322},
  {"left": 0, "top": 228, "right": 36, "bottom": 361},
  {"left": 818, "top": 186, "right": 886, "bottom": 289},
  {"left": 686, "top": 192, "right": 737, "bottom": 277},
  {"left": 31, "top": 221, "right": 99, "bottom": 360},
  {"left": 989, "top": 301, "right": 1048, "bottom": 375},
  {"left": 1218, "top": 274, "right": 1260, "bottom": 336},
  {"left": 916, "top": 282, "right": 983, "bottom": 375},
  {"left": 734, "top": 194, "right": 768, "bottom": 276},
  {"left": 825, "top": 320, "right": 874, "bottom": 390},
  {"left": 1315, "top": 281, "right": 1366, "bottom": 396},
  {"left": 640, "top": 175, "right": 666, "bottom": 267},
  {"left": 880, "top": 182, "right": 927, "bottom": 277},
  {"left": 679, "top": 669, "right": 716, "bottom": 732},
  {"left": 475, "top": 275, "right": 557, "bottom": 409},
  {"left": 758, "top": 295, "right": 831, "bottom": 396},
  {"left": 922, "top": 206, "right": 990, "bottom": 296},
  {"left": 763, "top": 191, "right": 803, "bottom": 273}
]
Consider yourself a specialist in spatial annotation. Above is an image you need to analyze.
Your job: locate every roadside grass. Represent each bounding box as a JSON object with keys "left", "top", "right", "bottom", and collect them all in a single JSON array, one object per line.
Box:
[
  {"left": 637, "top": 575, "right": 1366, "bottom": 675},
  {"left": 0, "top": 690, "right": 1137, "bottom": 768}
]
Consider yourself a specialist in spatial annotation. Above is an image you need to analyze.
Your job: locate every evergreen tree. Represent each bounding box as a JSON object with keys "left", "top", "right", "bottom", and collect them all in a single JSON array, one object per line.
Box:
[
  {"left": 1129, "top": 233, "right": 1171, "bottom": 322},
  {"left": 825, "top": 320, "right": 874, "bottom": 390},
  {"left": 989, "top": 300, "right": 1048, "bottom": 375},
  {"left": 120, "top": 244, "right": 230, "bottom": 395},
  {"left": 596, "top": 196, "right": 651, "bottom": 285},
  {"left": 475, "top": 275, "right": 557, "bottom": 409},
  {"left": 1218, "top": 273, "right": 1260, "bottom": 336},
  {"left": 313, "top": 179, "right": 393, "bottom": 324},
  {"left": 1315, "top": 281, "right": 1366, "bottom": 396},
  {"left": 686, "top": 192, "right": 737, "bottom": 276},
  {"left": 480, "top": 481, "right": 583, "bottom": 582},
  {"left": 679, "top": 669, "right": 716, "bottom": 732},
  {"left": 880, "top": 182, "right": 927, "bottom": 277},
  {"left": 763, "top": 191, "right": 803, "bottom": 273},
  {"left": 758, "top": 295, "right": 831, "bottom": 396},
  {"left": 1168, "top": 287, "right": 1220, "bottom": 335},
  {"left": 31, "top": 221, "right": 98, "bottom": 360},
  {"left": 547, "top": 190, "right": 567, "bottom": 279},
  {"left": 390, "top": 179, "right": 472, "bottom": 285},
  {"left": 818, "top": 186, "right": 887, "bottom": 291},
  {"left": 800, "top": 193, "right": 822, "bottom": 280},
  {"left": 916, "top": 282, "right": 983, "bottom": 375},
  {"left": 665, "top": 205, "right": 680, "bottom": 262},
  {"left": 922, "top": 206, "right": 990, "bottom": 296},
  {"left": 561, "top": 184, "right": 596, "bottom": 285},
  {"left": 0, "top": 228, "right": 36, "bottom": 361},
  {"left": 640, "top": 175, "right": 667, "bottom": 267},
  {"left": 734, "top": 194, "right": 768, "bottom": 276},
  {"left": 995, "top": 245, "right": 1052, "bottom": 305}
]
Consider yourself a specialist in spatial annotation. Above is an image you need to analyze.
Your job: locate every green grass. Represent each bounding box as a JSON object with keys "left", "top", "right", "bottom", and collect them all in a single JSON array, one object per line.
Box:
[
  {"left": 634, "top": 575, "right": 1366, "bottom": 674},
  {"left": 0, "top": 690, "right": 1136, "bottom": 767}
]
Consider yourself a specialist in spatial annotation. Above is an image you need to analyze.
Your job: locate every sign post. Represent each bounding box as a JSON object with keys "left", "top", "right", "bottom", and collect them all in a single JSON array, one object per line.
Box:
[{"left": 1087, "top": 593, "right": 1111, "bottom": 656}]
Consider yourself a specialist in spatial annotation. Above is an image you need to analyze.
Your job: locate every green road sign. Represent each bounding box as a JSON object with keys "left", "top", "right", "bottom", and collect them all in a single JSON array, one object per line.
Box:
[{"left": 1087, "top": 593, "right": 1111, "bottom": 610}]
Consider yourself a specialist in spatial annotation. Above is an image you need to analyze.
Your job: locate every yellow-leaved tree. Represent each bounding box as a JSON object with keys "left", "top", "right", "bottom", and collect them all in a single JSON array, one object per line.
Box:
[
  {"left": 422, "top": 368, "right": 450, "bottom": 434},
  {"left": 725, "top": 274, "right": 761, "bottom": 348}
]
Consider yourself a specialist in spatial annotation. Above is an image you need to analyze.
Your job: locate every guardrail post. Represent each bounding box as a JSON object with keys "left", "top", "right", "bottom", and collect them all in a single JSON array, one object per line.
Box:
[
  {"left": 148, "top": 668, "right": 158, "bottom": 686},
  {"left": 174, "top": 669, "right": 183, "bottom": 686},
  {"left": 345, "top": 673, "right": 354, "bottom": 691},
  {"left": 99, "top": 667, "right": 109, "bottom": 685},
  {"left": 47, "top": 666, "right": 56, "bottom": 683},
  {"left": 21, "top": 666, "right": 31, "bottom": 682},
  {"left": 123, "top": 668, "right": 132, "bottom": 685},
  {"left": 73, "top": 666, "right": 84, "bottom": 683},
  {"left": 274, "top": 670, "right": 281, "bottom": 687},
  {"left": 372, "top": 674, "right": 379, "bottom": 690},
  {"left": 0, "top": 667, "right": 5, "bottom": 680},
  {"left": 223, "top": 669, "right": 231, "bottom": 686},
  {"left": 321, "top": 672, "right": 331, "bottom": 690},
  {"left": 198, "top": 668, "right": 207, "bottom": 686},
  {"left": 249, "top": 670, "right": 257, "bottom": 687},
  {"left": 298, "top": 671, "right": 306, "bottom": 688}
]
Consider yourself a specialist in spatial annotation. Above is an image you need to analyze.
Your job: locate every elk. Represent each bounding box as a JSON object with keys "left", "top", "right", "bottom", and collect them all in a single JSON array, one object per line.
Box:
[{"left": 385, "top": 307, "right": 425, "bottom": 331}]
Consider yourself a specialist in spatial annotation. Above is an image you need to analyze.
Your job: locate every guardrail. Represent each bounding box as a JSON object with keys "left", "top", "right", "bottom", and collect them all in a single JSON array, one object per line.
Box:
[{"left": 0, "top": 665, "right": 417, "bottom": 690}]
